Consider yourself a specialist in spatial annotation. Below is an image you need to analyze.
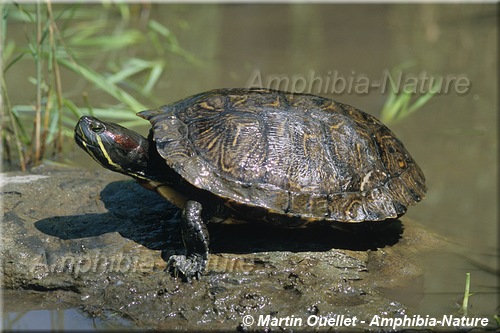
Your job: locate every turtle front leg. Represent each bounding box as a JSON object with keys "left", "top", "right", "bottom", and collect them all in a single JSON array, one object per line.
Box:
[{"left": 167, "top": 200, "right": 209, "bottom": 281}]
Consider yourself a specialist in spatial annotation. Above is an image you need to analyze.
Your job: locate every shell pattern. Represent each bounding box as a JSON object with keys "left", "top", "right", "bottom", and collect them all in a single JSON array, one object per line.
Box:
[{"left": 139, "top": 88, "right": 426, "bottom": 223}]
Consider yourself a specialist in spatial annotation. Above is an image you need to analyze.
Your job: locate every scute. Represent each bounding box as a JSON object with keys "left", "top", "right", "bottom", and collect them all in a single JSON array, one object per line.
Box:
[{"left": 138, "top": 88, "right": 426, "bottom": 223}]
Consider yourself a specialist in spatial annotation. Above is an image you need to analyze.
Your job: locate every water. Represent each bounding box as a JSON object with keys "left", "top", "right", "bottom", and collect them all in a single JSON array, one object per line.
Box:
[
  {"left": 1, "top": 290, "right": 132, "bottom": 330},
  {"left": 3, "top": 3, "right": 498, "bottom": 329},
  {"left": 3, "top": 309, "right": 128, "bottom": 331}
]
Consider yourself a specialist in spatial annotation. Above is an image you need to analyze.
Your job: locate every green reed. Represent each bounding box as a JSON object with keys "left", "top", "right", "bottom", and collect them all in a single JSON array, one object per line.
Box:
[
  {"left": 2, "top": 2, "right": 196, "bottom": 170},
  {"left": 461, "top": 272, "right": 472, "bottom": 316},
  {"left": 380, "top": 62, "right": 438, "bottom": 125}
]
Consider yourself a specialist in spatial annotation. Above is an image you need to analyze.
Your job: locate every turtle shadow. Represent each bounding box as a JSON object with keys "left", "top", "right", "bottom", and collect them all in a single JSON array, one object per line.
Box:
[
  {"left": 35, "top": 180, "right": 403, "bottom": 256},
  {"left": 34, "top": 180, "right": 182, "bottom": 251},
  {"left": 209, "top": 220, "right": 403, "bottom": 253}
]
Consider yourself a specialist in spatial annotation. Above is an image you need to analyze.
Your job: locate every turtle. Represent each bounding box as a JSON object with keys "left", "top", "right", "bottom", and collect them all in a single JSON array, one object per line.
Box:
[{"left": 74, "top": 88, "right": 426, "bottom": 280}]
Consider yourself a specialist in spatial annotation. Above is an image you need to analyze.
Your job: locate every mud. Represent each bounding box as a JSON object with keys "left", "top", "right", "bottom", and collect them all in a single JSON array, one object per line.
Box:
[{"left": 2, "top": 167, "right": 448, "bottom": 331}]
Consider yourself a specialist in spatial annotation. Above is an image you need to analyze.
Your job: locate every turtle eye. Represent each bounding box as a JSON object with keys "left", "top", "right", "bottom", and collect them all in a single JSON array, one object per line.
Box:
[{"left": 91, "top": 122, "right": 104, "bottom": 133}]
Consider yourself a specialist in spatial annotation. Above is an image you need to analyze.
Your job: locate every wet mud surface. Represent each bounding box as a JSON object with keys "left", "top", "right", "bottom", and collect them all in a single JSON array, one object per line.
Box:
[{"left": 2, "top": 167, "right": 448, "bottom": 331}]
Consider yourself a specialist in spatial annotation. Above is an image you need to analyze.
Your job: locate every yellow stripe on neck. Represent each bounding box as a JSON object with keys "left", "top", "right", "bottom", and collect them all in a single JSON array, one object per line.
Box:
[
  {"left": 94, "top": 134, "right": 124, "bottom": 172},
  {"left": 81, "top": 131, "right": 150, "bottom": 181}
]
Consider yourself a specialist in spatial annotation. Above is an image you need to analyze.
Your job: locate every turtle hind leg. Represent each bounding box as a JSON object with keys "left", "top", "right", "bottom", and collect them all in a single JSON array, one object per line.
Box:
[{"left": 167, "top": 200, "right": 209, "bottom": 281}]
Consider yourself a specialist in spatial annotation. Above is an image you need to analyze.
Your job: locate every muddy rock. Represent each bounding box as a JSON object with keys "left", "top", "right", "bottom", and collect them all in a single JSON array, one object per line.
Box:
[{"left": 1, "top": 167, "right": 446, "bottom": 331}]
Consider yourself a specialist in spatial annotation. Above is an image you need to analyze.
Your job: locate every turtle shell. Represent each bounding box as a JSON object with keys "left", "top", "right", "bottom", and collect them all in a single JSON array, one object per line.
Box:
[{"left": 138, "top": 88, "right": 426, "bottom": 223}]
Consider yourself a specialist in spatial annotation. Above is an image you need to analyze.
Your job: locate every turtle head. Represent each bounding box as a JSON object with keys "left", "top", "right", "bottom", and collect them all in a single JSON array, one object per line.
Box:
[{"left": 75, "top": 116, "right": 152, "bottom": 180}]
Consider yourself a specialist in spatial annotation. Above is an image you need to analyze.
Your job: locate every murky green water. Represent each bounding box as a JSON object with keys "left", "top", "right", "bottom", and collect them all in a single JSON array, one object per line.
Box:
[{"left": 3, "top": 3, "right": 498, "bottom": 330}]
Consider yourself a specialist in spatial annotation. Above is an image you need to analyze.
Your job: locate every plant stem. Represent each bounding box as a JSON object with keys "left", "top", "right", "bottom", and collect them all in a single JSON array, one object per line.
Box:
[
  {"left": 47, "top": 2, "right": 64, "bottom": 154},
  {"left": 462, "top": 272, "right": 471, "bottom": 316},
  {"left": 33, "top": 2, "right": 42, "bottom": 165},
  {"left": 1, "top": 74, "right": 27, "bottom": 171}
]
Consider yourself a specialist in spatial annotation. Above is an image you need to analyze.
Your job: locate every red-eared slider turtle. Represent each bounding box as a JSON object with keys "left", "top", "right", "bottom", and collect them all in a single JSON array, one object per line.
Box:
[{"left": 75, "top": 88, "right": 426, "bottom": 280}]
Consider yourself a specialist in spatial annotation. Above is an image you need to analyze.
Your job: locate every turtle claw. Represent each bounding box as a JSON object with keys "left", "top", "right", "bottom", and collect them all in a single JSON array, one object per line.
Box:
[
  {"left": 167, "top": 254, "right": 207, "bottom": 282},
  {"left": 166, "top": 200, "right": 209, "bottom": 281}
]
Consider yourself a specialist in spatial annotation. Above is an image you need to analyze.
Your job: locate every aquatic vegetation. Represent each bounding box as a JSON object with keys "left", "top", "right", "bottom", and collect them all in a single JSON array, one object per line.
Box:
[
  {"left": 380, "top": 62, "right": 438, "bottom": 125},
  {"left": 1, "top": 2, "right": 196, "bottom": 170}
]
